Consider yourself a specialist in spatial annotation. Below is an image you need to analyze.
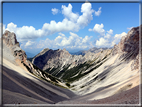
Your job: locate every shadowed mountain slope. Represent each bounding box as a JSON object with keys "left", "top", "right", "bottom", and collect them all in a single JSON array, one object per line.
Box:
[
  {"left": 1, "top": 30, "right": 76, "bottom": 104},
  {"left": 1, "top": 25, "right": 141, "bottom": 105},
  {"left": 32, "top": 25, "right": 141, "bottom": 103}
]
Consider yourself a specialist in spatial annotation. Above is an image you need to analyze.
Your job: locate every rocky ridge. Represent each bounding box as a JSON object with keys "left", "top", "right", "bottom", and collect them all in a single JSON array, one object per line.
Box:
[
  {"left": 32, "top": 25, "right": 140, "bottom": 100},
  {"left": 2, "top": 30, "right": 67, "bottom": 88},
  {"left": 112, "top": 25, "right": 140, "bottom": 71},
  {"left": 68, "top": 25, "right": 140, "bottom": 97},
  {"left": 32, "top": 45, "right": 111, "bottom": 81},
  {"left": 32, "top": 47, "right": 111, "bottom": 71},
  {"left": 2, "top": 24, "right": 140, "bottom": 104},
  {"left": 2, "top": 30, "right": 27, "bottom": 65}
]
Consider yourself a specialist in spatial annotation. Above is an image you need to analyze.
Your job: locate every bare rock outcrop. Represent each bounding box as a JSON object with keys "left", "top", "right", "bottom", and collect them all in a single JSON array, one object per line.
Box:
[
  {"left": 112, "top": 26, "right": 139, "bottom": 58},
  {"left": 112, "top": 25, "right": 140, "bottom": 71},
  {"left": 32, "top": 48, "right": 83, "bottom": 70},
  {"left": 2, "top": 30, "right": 27, "bottom": 65},
  {"left": 2, "top": 30, "right": 19, "bottom": 46},
  {"left": 32, "top": 46, "right": 111, "bottom": 71},
  {"left": 2, "top": 30, "right": 64, "bottom": 87}
]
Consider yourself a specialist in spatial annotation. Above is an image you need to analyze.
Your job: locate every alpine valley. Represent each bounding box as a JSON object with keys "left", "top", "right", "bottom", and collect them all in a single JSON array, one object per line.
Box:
[{"left": 1, "top": 25, "right": 141, "bottom": 105}]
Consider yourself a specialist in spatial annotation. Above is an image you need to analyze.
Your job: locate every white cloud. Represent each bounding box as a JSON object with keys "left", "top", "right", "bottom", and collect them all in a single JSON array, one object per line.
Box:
[
  {"left": 104, "top": 29, "right": 113, "bottom": 39},
  {"left": 5, "top": 22, "right": 44, "bottom": 42},
  {"left": 96, "top": 37, "right": 109, "bottom": 47},
  {"left": 62, "top": 4, "right": 79, "bottom": 22},
  {"left": 25, "top": 40, "right": 35, "bottom": 47},
  {"left": 90, "top": 23, "right": 127, "bottom": 47},
  {"left": 127, "top": 27, "right": 133, "bottom": 30},
  {"left": 89, "top": 23, "right": 105, "bottom": 35},
  {"left": 4, "top": 3, "right": 94, "bottom": 42},
  {"left": 77, "top": 3, "right": 94, "bottom": 26},
  {"left": 104, "top": 33, "right": 111, "bottom": 39},
  {"left": 35, "top": 32, "right": 93, "bottom": 50},
  {"left": 114, "top": 32, "right": 127, "bottom": 39},
  {"left": 88, "top": 28, "right": 92, "bottom": 31},
  {"left": 82, "top": 36, "right": 90, "bottom": 43},
  {"left": 94, "top": 7, "right": 102, "bottom": 16},
  {"left": 58, "top": 32, "right": 65, "bottom": 37},
  {"left": 107, "top": 29, "right": 113, "bottom": 35},
  {"left": 96, "top": 31, "right": 127, "bottom": 48},
  {"left": 111, "top": 32, "right": 127, "bottom": 46},
  {"left": 42, "top": 19, "right": 79, "bottom": 36},
  {"left": 51, "top": 8, "right": 59, "bottom": 15}
]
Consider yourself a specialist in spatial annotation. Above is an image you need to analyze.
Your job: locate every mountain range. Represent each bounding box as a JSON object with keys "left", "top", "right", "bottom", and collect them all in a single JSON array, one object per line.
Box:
[{"left": 1, "top": 25, "right": 141, "bottom": 105}]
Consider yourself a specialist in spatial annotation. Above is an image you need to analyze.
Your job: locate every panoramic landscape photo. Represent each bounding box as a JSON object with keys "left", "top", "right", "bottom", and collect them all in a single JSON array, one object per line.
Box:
[{"left": 1, "top": 1, "right": 141, "bottom": 106}]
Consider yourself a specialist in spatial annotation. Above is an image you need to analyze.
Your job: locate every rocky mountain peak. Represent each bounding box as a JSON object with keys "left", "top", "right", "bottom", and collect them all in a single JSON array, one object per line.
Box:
[
  {"left": 40, "top": 48, "right": 50, "bottom": 55},
  {"left": 2, "top": 30, "right": 20, "bottom": 47},
  {"left": 112, "top": 25, "right": 139, "bottom": 59},
  {"left": 32, "top": 45, "right": 111, "bottom": 73},
  {"left": 32, "top": 48, "right": 72, "bottom": 70},
  {"left": 63, "top": 48, "right": 66, "bottom": 51},
  {"left": 112, "top": 25, "right": 140, "bottom": 71},
  {"left": 2, "top": 30, "right": 28, "bottom": 65},
  {"left": 2, "top": 30, "right": 67, "bottom": 89}
]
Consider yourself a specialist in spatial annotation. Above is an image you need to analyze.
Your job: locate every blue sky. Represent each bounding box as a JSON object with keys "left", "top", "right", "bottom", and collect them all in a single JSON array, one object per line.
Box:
[{"left": 2, "top": 2, "right": 139, "bottom": 54}]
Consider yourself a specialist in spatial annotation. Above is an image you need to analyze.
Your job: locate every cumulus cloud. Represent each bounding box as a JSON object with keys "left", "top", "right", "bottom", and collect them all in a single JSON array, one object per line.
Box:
[
  {"left": 107, "top": 29, "right": 113, "bottom": 35},
  {"left": 90, "top": 23, "right": 127, "bottom": 48},
  {"left": 88, "top": 28, "right": 92, "bottom": 31},
  {"left": 62, "top": 4, "right": 79, "bottom": 22},
  {"left": 89, "top": 23, "right": 113, "bottom": 47},
  {"left": 25, "top": 40, "right": 35, "bottom": 47},
  {"left": 5, "top": 22, "right": 44, "bottom": 42},
  {"left": 89, "top": 23, "right": 105, "bottom": 35},
  {"left": 94, "top": 7, "right": 102, "bottom": 16},
  {"left": 111, "top": 32, "right": 127, "bottom": 47},
  {"left": 4, "top": 2, "right": 94, "bottom": 42},
  {"left": 96, "top": 37, "right": 109, "bottom": 47},
  {"left": 51, "top": 8, "right": 59, "bottom": 15},
  {"left": 113, "top": 32, "right": 127, "bottom": 44},
  {"left": 35, "top": 32, "right": 93, "bottom": 50},
  {"left": 77, "top": 3, "right": 94, "bottom": 26},
  {"left": 96, "top": 32, "right": 127, "bottom": 48},
  {"left": 114, "top": 32, "right": 127, "bottom": 39},
  {"left": 104, "top": 29, "right": 113, "bottom": 39}
]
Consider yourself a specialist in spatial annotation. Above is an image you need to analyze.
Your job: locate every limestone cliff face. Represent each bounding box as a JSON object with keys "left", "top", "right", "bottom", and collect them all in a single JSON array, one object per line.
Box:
[
  {"left": 2, "top": 24, "right": 140, "bottom": 100},
  {"left": 32, "top": 25, "right": 140, "bottom": 96},
  {"left": 32, "top": 46, "right": 111, "bottom": 71},
  {"left": 112, "top": 25, "right": 140, "bottom": 70},
  {"left": 32, "top": 48, "right": 72, "bottom": 70},
  {"left": 32, "top": 44, "right": 111, "bottom": 82},
  {"left": 2, "top": 30, "right": 65, "bottom": 87},
  {"left": 112, "top": 26, "right": 139, "bottom": 57},
  {"left": 68, "top": 25, "right": 140, "bottom": 97},
  {"left": 2, "top": 30, "right": 27, "bottom": 65}
]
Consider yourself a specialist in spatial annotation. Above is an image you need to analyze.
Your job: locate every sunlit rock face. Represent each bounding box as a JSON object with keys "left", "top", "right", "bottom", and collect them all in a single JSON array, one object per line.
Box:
[
  {"left": 2, "top": 30, "right": 19, "bottom": 46},
  {"left": 32, "top": 44, "right": 111, "bottom": 76},
  {"left": 113, "top": 25, "right": 139, "bottom": 57},
  {"left": 2, "top": 30, "right": 66, "bottom": 87},
  {"left": 2, "top": 30, "right": 27, "bottom": 64},
  {"left": 69, "top": 25, "right": 140, "bottom": 98},
  {"left": 112, "top": 25, "right": 140, "bottom": 70},
  {"left": 32, "top": 25, "right": 140, "bottom": 100},
  {"left": 2, "top": 25, "right": 140, "bottom": 103}
]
